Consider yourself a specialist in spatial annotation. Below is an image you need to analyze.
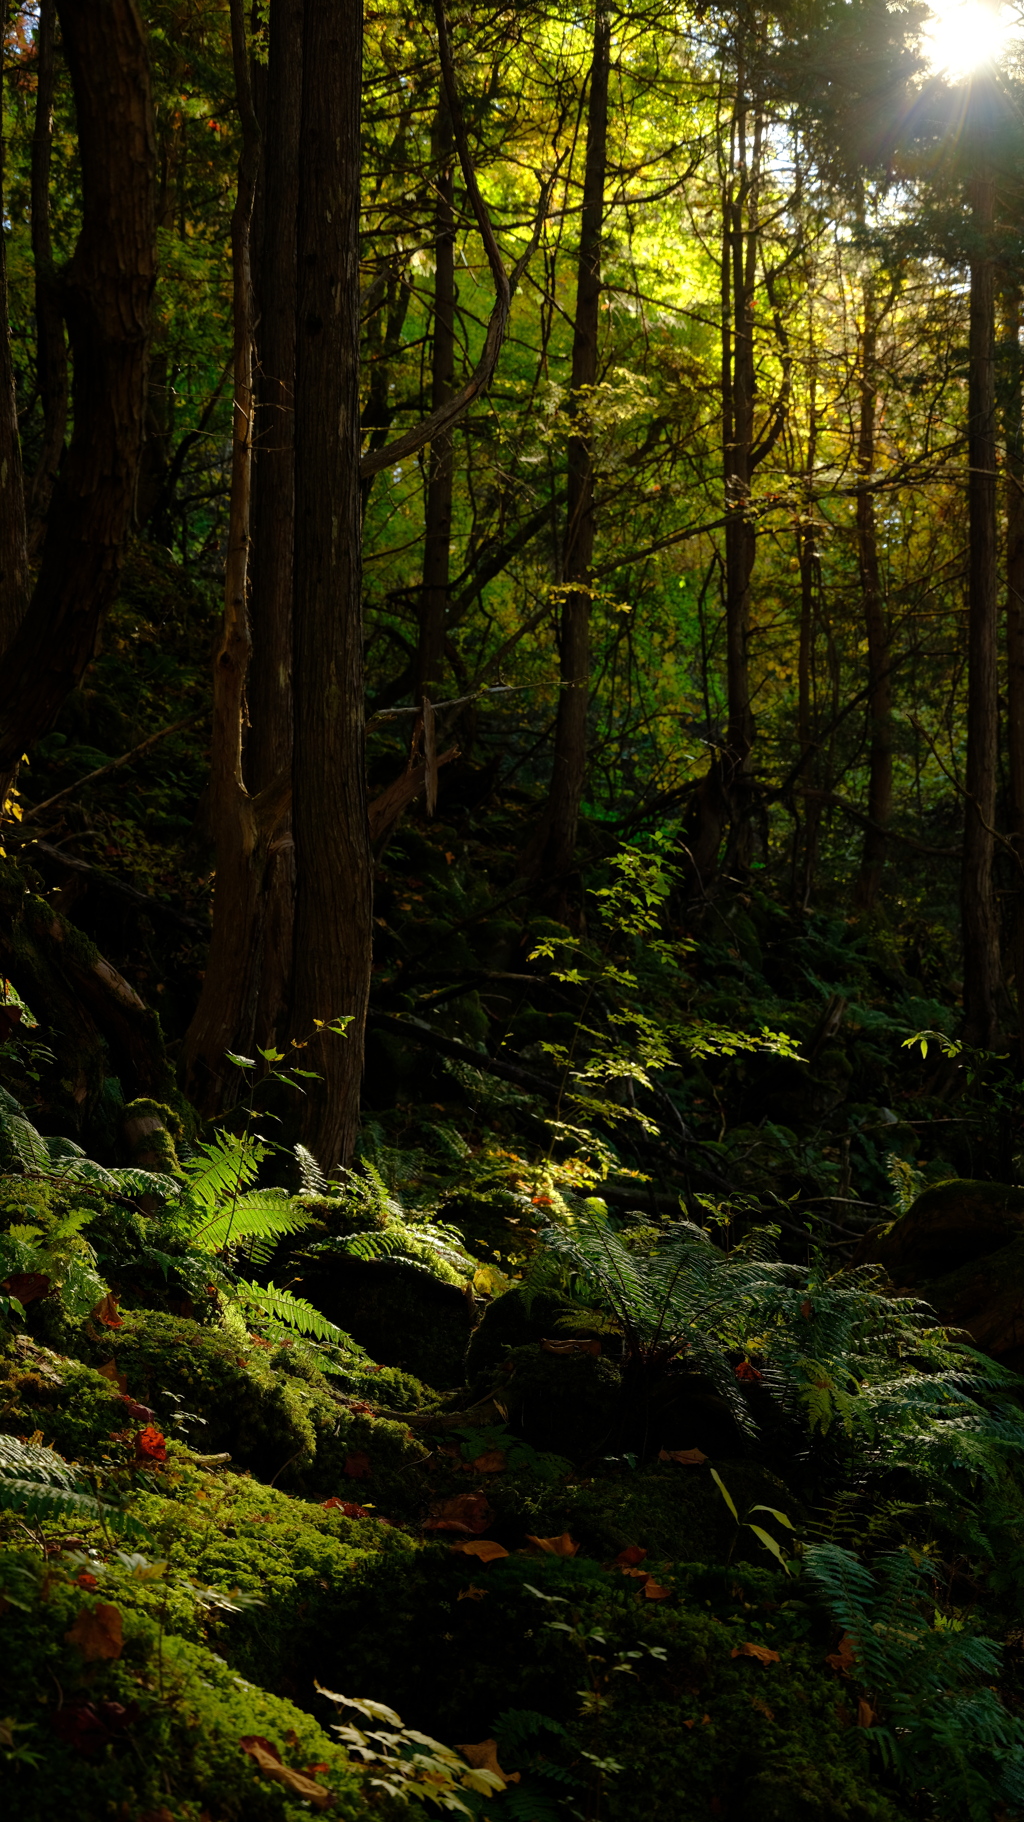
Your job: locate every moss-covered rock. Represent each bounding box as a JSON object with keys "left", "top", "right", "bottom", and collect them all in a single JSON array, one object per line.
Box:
[{"left": 301, "top": 1255, "right": 473, "bottom": 1388}]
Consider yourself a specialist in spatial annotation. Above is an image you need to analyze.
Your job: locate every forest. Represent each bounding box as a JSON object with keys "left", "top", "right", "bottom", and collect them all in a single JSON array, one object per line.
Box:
[{"left": 7, "top": 0, "right": 1024, "bottom": 1816}]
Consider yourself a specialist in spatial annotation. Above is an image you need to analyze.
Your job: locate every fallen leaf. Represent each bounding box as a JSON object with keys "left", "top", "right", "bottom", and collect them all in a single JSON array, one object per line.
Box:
[
  {"left": 457, "top": 1583, "right": 488, "bottom": 1601},
  {"left": 857, "top": 1698, "right": 875, "bottom": 1728},
  {"left": 731, "top": 1642, "right": 780, "bottom": 1664},
  {"left": 658, "top": 1447, "right": 708, "bottom": 1465},
  {"left": 471, "top": 1449, "right": 507, "bottom": 1473},
  {"left": 457, "top": 1739, "right": 520, "bottom": 1785},
  {"left": 346, "top": 1401, "right": 375, "bottom": 1415},
  {"left": 751, "top": 1697, "right": 775, "bottom": 1720},
  {"left": 734, "top": 1360, "right": 762, "bottom": 1383},
  {"left": 0, "top": 1271, "right": 50, "bottom": 1304},
  {"left": 525, "top": 1532, "right": 579, "bottom": 1557},
  {"left": 74, "top": 1572, "right": 98, "bottom": 1590},
  {"left": 423, "top": 1493, "right": 493, "bottom": 1535},
  {"left": 135, "top": 1424, "right": 167, "bottom": 1464},
  {"left": 92, "top": 1292, "right": 123, "bottom": 1329},
  {"left": 800, "top": 1299, "right": 813, "bottom": 1319},
  {"left": 52, "top": 1697, "right": 136, "bottom": 1755},
  {"left": 449, "top": 1539, "right": 509, "bottom": 1562},
  {"left": 117, "top": 1393, "right": 157, "bottom": 1422},
  {"left": 826, "top": 1634, "right": 857, "bottom": 1675},
  {"left": 613, "top": 1545, "right": 648, "bottom": 1568},
  {"left": 322, "top": 1498, "right": 372, "bottom": 1519},
  {"left": 541, "top": 1337, "right": 601, "bottom": 1356},
  {"left": 97, "top": 1359, "right": 128, "bottom": 1391},
  {"left": 239, "top": 1736, "right": 333, "bottom": 1809},
  {"left": 344, "top": 1451, "right": 372, "bottom": 1481},
  {"left": 136, "top": 1811, "right": 176, "bottom": 1822},
  {"left": 64, "top": 1602, "right": 123, "bottom": 1662},
  {"left": 643, "top": 1578, "right": 672, "bottom": 1600}
]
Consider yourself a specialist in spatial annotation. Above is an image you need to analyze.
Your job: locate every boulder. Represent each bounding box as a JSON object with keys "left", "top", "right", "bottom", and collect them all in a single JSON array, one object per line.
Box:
[
  {"left": 300, "top": 1255, "right": 474, "bottom": 1390},
  {"left": 856, "top": 1179, "right": 1024, "bottom": 1372}
]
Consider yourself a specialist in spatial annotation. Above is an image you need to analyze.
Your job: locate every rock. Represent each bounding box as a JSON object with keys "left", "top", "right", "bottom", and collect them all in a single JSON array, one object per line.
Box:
[
  {"left": 856, "top": 1180, "right": 1024, "bottom": 1372},
  {"left": 855, "top": 1178, "right": 1024, "bottom": 1282},
  {"left": 465, "top": 1287, "right": 603, "bottom": 1379},
  {"left": 301, "top": 1256, "right": 474, "bottom": 1390}
]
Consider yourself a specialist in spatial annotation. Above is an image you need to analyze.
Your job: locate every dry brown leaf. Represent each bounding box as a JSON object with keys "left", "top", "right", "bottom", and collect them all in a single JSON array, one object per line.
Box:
[
  {"left": 97, "top": 1359, "right": 128, "bottom": 1393},
  {"left": 826, "top": 1634, "right": 857, "bottom": 1675},
  {"left": 239, "top": 1736, "right": 333, "bottom": 1809},
  {"left": 64, "top": 1602, "right": 123, "bottom": 1662},
  {"left": 857, "top": 1698, "right": 875, "bottom": 1728},
  {"left": 658, "top": 1447, "right": 708, "bottom": 1465},
  {"left": 0, "top": 1272, "right": 50, "bottom": 1305},
  {"left": 471, "top": 1449, "right": 506, "bottom": 1473},
  {"left": 457, "top": 1583, "right": 488, "bottom": 1602},
  {"left": 457, "top": 1739, "right": 520, "bottom": 1785},
  {"left": 751, "top": 1697, "right": 775, "bottom": 1720},
  {"left": 91, "top": 1292, "right": 123, "bottom": 1330},
  {"left": 540, "top": 1338, "right": 601, "bottom": 1356},
  {"left": 449, "top": 1539, "right": 509, "bottom": 1562},
  {"left": 525, "top": 1531, "right": 579, "bottom": 1557},
  {"left": 643, "top": 1578, "right": 672, "bottom": 1601},
  {"left": 730, "top": 1642, "right": 780, "bottom": 1664},
  {"left": 344, "top": 1451, "right": 372, "bottom": 1481},
  {"left": 423, "top": 1493, "right": 493, "bottom": 1535}
]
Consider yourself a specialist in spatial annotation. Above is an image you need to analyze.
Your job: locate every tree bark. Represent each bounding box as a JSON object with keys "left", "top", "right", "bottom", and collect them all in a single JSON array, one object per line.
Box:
[
  {"left": 852, "top": 272, "right": 892, "bottom": 910},
  {"left": 0, "top": 0, "right": 28, "bottom": 658},
  {"left": 290, "top": 0, "right": 371, "bottom": 1168},
  {"left": 1002, "top": 283, "right": 1024, "bottom": 1052},
  {"left": 962, "top": 172, "right": 1001, "bottom": 1049},
  {"left": 25, "top": 0, "right": 66, "bottom": 563},
  {"left": 0, "top": 0, "right": 156, "bottom": 797},
  {"left": 180, "top": 0, "right": 270, "bottom": 1114},
  {"left": 531, "top": 0, "right": 610, "bottom": 891},
  {"left": 415, "top": 103, "right": 456, "bottom": 704},
  {"left": 247, "top": 0, "right": 301, "bottom": 1053}
]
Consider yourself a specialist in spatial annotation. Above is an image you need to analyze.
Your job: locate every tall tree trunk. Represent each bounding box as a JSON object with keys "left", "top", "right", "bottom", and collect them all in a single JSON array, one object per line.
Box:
[
  {"left": 1002, "top": 283, "right": 1024, "bottom": 1052},
  {"left": 0, "top": 0, "right": 156, "bottom": 797},
  {"left": 962, "top": 172, "right": 1001, "bottom": 1048},
  {"left": 0, "top": 0, "right": 28, "bottom": 659},
  {"left": 247, "top": 0, "right": 302, "bottom": 1053},
  {"left": 180, "top": 0, "right": 274, "bottom": 1114},
  {"left": 532, "top": 0, "right": 610, "bottom": 891},
  {"left": 853, "top": 272, "right": 892, "bottom": 910},
  {"left": 290, "top": 0, "right": 371, "bottom": 1168},
  {"left": 25, "top": 0, "right": 66, "bottom": 561},
  {"left": 415, "top": 103, "right": 455, "bottom": 705}
]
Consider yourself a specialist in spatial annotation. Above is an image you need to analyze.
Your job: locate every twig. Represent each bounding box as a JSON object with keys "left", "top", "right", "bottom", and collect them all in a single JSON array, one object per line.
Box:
[{"left": 18, "top": 712, "right": 205, "bottom": 820}]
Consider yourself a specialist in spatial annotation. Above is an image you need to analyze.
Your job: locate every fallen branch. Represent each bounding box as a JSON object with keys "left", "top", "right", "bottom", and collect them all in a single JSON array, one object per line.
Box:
[{"left": 19, "top": 712, "right": 205, "bottom": 821}]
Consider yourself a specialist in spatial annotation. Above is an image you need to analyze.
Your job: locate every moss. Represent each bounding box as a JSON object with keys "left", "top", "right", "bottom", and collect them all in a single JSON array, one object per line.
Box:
[{"left": 0, "top": 1545, "right": 389, "bottom": 1821}]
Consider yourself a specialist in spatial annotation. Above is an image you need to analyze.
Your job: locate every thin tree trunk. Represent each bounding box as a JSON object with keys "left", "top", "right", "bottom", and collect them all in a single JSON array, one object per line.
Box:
[
  {"left": 962, "top": 172, "right": 1001, "bottom": 1048},
  {"left": 0, "top": 0, "right": 156, "bottom": 796},
  {"left": 415, "top": 103, "right": 455, "bottom": 704},
  {"left": 853, "top": 272, "right": 892, "bottom": 910},
  {"left": 1002, "top": 283, "right": 1024, "bottom": 1051},
  {"left": 532, "top": 0, "right": 610, "bottom": 891},
  {"left": 290, "top": 0, "right": 371, "bottom": 1168},
  {"left": 25, "top": 0, "right": 66, "bottom": 561},
  {"left": 180, "top": 0, "right": 271, "bottom": 1113},
  {"left": 248, "top": 0, "right": 301, "bottom": 1053},
  {"left": 0, "top": 0, "right": 28, "bottom": 658}
]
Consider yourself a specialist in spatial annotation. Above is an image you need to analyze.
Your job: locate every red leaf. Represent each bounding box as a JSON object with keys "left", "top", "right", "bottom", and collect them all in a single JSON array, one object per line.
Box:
[
  {"left": 135, "top": 1424, "right": 167, "bottom": 1463},
  {"left": 613, "top": 1545, "right": 648, "bottom": 1568},
  {"left": 344, "top": 1451, "right": 372, "bottom": 1480},
  {"left": 322, "top": 1498, "right": 372, "bottom": 1519},
  {"left": 734, "top": 1360, "right": 762, "bottom": 1383},
  {"left": 116, "top": 1393, "right": 157, "bottom": 1422}
]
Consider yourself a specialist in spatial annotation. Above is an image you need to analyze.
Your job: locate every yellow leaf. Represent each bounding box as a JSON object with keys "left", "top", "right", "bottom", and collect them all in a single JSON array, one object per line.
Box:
[
  {"left": 731, "top": 1642, "right": 780, "bottom": 1664},
  {"left": 525, "top": 1532, "right": 579, "bottom": 1556},
  {"left": 449, "top": 1539, "right": 509, "bottom": 1563},
  {"left": 457, "top": 1739, "right": 520, "bottom": 1785}
]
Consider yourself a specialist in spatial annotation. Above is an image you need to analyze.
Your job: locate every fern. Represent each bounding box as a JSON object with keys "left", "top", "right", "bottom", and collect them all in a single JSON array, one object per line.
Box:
[
  {"left": 804, "top": 1542, "right": 1024, "bottom": 1818},
  {"left": 0, "top": 1436, "right": 147, "bottom": 1539},
  {"left": 190, "top": 1188, "right": 314, "bottom": 1260},
  {"left": 232, "top": 1279, "right": 347, "bottom": 1343},
  {"left": 295, "top": 1143, "right": 329, "bottom": 1195},
  {"left": 0, "top": 1107, "right": 51, "bottom": 1172}
]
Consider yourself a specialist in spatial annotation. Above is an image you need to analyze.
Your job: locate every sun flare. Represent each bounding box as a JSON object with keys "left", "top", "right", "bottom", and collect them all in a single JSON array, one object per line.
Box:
[{"left": 921, "top": 0, "right": 1016, "bottom": 81}]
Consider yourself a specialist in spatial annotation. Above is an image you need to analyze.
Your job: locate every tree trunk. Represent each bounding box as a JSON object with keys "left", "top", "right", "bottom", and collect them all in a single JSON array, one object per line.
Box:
[
  {"left": 1002, "top": 283, "right": 1024, "bottom": 1052},
  {"left": 180, "top": 0, "right": 272, "bottom": 1115},
  {"left": 247, "top": 0, "right": 302, "bottom": 1053},
  {"left": 532, "top": 0, "right": 610, "bottom": 891},
  {"left": 962, "top": 172, "right": 1001, "bottom": 1049},
  {"left": 0, "top": 0, "right": 28, "bottom": 658},
  {"left": 290, "top": 0, "right": 371, "bottom": 1168},
  {"left": 852, "top": 273, "right": 892, "bottom": 910},
  {"left": 0, "top": 0, "right": 156, "bottom": 796},
  {"left": 24, "top": 0, "right": 66, "bottom": 563},
  {"left": 415, "top": 103, "right": 455, "bottom": 705}
]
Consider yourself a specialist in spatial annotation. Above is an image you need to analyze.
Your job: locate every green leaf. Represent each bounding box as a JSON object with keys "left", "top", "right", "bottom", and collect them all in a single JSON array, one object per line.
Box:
[
  {"left": 225, "top": 1051, "right": 256, "bottom": 1069},
  {"left": 710, "top": 1467, "right": 739, "bottom": 1521},
  {"left": 746, "top": 1523, "right": 792, "bottom": 1572},
  {"left": 749, "top": 1504, "right": 797, "bottom": 1530}
]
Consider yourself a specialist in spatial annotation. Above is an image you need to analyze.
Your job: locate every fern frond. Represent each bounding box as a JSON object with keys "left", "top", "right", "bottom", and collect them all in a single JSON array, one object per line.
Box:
[
  {"left": 0, "top": 1108, "right": 51, "bottom": 1172},
  {"left": 0, "top": 1437, "right": 147, "bottom": 1537},
  {"left": 233, "top": 1279, "right": 345, "bottom": 1342},
  {"left": 295, "top": 1143, "right": 329, "bottom": 1195},
  {"left": 181, "top": 1131, "right": 263, "bottom": 1217},
  {"left": 190, "top": 1189, "right": 313, "bottom": 1254}
]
